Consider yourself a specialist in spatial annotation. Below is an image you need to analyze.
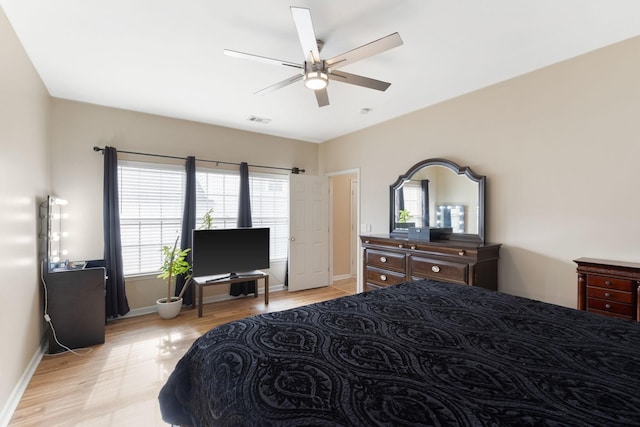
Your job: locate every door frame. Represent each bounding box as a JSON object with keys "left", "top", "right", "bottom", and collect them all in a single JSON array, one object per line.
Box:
[{"left": 327, "top": 168, "right": 361, "bottom": 293}]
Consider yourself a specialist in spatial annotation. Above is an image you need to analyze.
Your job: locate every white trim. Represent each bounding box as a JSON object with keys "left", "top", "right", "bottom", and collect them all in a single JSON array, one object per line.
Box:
[{"left": 0, "top": 335, "right": 47, "bottom": 426}]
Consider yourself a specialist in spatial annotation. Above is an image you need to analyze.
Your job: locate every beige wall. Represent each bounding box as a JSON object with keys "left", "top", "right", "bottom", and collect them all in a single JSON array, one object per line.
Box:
[
  {"left": 321, "top": 36, "right": 640, "bottom": 308},
  {"left": 49, "top": 99, "right": 319, "bottom": 310},
  {"left": 0, "top": 8, "right": 50, "bottom": 422}
]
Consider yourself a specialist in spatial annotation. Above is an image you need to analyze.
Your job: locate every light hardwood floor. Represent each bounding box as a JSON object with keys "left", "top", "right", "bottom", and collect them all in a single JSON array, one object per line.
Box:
[{"left": 10, "top": 280, "right": 356, "bottom": 426}]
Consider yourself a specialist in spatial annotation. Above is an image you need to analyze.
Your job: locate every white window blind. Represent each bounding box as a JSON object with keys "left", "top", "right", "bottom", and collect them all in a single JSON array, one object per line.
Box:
[
  {"left": 118, "top": 161, "right": 289, "bottom": 276},
  {"left": 402, "top": 183, "right": 424, "bottom": 227},
  {"left": 119, "top": 161, "right": 185, "bottom": 276}
]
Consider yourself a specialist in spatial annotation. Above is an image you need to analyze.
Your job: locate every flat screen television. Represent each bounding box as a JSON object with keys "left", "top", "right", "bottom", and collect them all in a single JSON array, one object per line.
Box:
[{"left": 191, "top": 227, "right": 270, "bottom": 280}]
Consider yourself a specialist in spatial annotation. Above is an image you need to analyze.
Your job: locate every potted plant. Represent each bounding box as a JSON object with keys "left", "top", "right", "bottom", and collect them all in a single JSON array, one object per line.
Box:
[
  {"left": 399, "top": 209, "right": 411, "bottom": 223},
  {"left": 156, "top": 235, "right": 192, "bottom": 319}
]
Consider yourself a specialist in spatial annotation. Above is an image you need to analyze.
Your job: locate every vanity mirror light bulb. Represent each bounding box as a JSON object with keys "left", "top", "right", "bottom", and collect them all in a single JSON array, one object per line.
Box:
[
  {"left": 51, "top": 250, "right": 58, "bottom": 256},
  {"left": 62, "top": 250, "right": 69, "bottom": 256},
  {"left": 52, "top": 256, "right": 60, "bottom": 262},
  {"left": 61, "top": 232, "right": 69, "bottom": 238}
]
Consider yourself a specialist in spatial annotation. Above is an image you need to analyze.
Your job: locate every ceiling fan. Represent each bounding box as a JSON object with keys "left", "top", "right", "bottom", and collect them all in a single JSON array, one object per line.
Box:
[{"left": 224, "top": 6, "right": 403, "bottom": 107}]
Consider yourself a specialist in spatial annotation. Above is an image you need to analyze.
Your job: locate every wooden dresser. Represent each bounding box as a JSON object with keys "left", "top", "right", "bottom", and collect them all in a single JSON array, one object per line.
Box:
[
  {"left": 575, "top": 257, "right": 640, "bottom": 321},
  {"left": 361, "top": 235, "right": 501, "bottom": 292}
]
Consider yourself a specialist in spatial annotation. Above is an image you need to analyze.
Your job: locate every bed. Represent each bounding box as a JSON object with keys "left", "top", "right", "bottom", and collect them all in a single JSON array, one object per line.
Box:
[{"left": 159, "top": 279, "right": 640, "bottom": 426}]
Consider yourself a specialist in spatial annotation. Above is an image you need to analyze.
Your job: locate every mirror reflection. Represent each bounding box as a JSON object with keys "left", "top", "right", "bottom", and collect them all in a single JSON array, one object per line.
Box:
[{"left": 390, "top": 159, "right": 485, "bottom": 242}]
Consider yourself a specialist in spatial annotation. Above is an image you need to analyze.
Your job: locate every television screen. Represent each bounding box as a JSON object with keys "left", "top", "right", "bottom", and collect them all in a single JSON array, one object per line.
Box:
[{"left": 192, "top": 227, "right": 270, "bottom": 279}]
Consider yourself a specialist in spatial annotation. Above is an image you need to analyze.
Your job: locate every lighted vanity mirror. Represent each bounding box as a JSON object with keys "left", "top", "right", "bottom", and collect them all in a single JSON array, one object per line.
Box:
[
  {"left": 390, "top": 158, "right": 485, "bottom": 242},
  {"left": 45, "top": 195, "right": 68, "bottom": 271}
]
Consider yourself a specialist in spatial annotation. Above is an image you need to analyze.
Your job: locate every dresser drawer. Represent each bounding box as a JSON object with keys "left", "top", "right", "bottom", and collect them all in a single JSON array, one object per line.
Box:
[
  {"left": 587, "top": 298, "right": 634, "bottom": 318},
  {"left": 586, "top": 286, "right": 633, "bottom": 304},
  {"left": 586, "top": 275, "right": 634, "bottom": 292},
  {"left": 365, "top": 249, "right": 405, "bottom": 273},
  {"left": 409, "top": 256, "right": 468, "bottom": 284},
  {"left": 365, "top": 267, "right": 406, "bottom": 287}
]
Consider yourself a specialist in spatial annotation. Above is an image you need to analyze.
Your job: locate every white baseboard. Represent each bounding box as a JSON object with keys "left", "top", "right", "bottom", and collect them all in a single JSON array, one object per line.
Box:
[
  {"left": 0, "top": 335, "right": 47, "bottom": 427},
  {"left": 118, "top": 283, "right": 286, "bottom": 320}
]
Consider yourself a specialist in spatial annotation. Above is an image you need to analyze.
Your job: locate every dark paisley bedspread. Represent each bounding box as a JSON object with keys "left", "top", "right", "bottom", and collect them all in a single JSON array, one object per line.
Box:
[{"left": 159, "top": 280, "right": 640, "bottom": 426}]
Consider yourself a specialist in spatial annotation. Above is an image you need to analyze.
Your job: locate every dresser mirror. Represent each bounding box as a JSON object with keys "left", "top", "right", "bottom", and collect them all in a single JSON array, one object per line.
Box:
[{"left": 389, "top": 158, "right": 485, "bottom": 242}]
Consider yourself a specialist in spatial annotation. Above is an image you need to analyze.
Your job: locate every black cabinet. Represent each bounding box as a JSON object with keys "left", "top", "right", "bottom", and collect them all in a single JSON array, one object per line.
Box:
[{"left": 44, "top": 267, "right": 106, "bottom": 353}]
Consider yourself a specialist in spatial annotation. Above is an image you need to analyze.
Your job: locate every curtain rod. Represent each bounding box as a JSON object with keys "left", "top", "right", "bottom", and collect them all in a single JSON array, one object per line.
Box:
[{"left": 92, "top": 146, "right": 306, "bottom": 174}]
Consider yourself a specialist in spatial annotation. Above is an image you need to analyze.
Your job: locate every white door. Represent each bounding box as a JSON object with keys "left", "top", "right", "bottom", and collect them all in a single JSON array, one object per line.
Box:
[{"left": 289, "top": 174, "right": 329, "bottom": 291}]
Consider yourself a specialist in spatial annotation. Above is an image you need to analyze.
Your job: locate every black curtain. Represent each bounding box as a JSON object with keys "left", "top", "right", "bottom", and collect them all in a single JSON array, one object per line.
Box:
[
  {"left": 230, "top": 162, "right": 256, "bottom": 296},
  {"left": 421, "top": 179, "right": 430, "bottom": 227},
  {"left": 103, "top": 146, "right": 130, "bottom": 318},
  {"left": 175, "top": 156, "right": 195, "bottom": 305}
]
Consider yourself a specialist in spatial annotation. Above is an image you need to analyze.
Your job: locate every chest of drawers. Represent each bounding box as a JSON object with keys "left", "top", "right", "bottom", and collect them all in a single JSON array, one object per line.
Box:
[
  {"left": 575, "top": 257, "right": 640, "bottom": 321},
  {"left": 361, "top": 235, "right": 501, "bottom": 292}
]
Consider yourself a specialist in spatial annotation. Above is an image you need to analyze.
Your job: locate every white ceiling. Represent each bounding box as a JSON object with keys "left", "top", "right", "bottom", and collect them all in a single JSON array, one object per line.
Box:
[{"left": 2, "top": 1, "right": 639, "bottom": 143}]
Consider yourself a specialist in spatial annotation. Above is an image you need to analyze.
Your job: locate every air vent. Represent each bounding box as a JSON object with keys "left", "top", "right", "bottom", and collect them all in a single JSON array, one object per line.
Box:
[{"left": 247, "top": 115, "right": 271, "bottom": 124}]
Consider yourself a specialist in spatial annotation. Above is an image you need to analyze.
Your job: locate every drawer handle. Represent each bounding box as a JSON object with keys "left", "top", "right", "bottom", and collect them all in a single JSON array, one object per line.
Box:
[
  {"left": 380, "top": 274, "right": 387, "bottom": 281},
  {"left": 605, "top": 303, "right": 612, "bottom": 309},
  {"left": 458, "top": 250, "right": 465, "bottom": 256},
  {"left": 431, "top": 265, "right": 440, "bottom": 273},
  {"left": 380, "top": 256, "right": 387, "bottom": 263},
  {"left": 605, "top": 281, "right": 612, "bottom": 286},
  {"left": 605, "top": 292, "right": 611, "bottom": 298}
]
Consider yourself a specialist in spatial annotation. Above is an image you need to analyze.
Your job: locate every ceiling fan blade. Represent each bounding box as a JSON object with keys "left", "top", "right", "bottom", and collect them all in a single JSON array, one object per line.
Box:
[
  {"left": 290, "top": 7, "right": 321, "bottom": 63},
  {"left": 325, "top": 32, "right": 403, "bottom": 69},
  {"left": 224, "top": 49, "right": 302, "bottom": 69},
  {"left": 254, "top": 74, "right": 304, "bottom": 96},
  {"left": 328, "top": 70, "right": 391, "bottom": 91},
  {"left": 314, "top": 88, "right": 329, "bottom": 107}
]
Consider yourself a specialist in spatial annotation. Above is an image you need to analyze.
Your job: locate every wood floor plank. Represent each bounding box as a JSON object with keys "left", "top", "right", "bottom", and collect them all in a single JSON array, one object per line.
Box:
[{"left": 9, "top": 282, "right": 355, "bottom": 426}]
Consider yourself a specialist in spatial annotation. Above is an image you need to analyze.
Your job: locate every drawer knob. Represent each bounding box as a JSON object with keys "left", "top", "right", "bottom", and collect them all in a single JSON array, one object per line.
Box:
[
  {"left": 458, "top": 250, "right": 465, "bottom": 256},
  {"left": 605, "top": 281, "right": 612, "bottom": 286},
  {"left": 398, "top": 244, "right": 404, "bottom": 248},
  {"left": 380, "top": 274, "right": 387, "bottom": 281},
  {"left": 411, "top": 245, "right": 416, "bottom": 250},
  {"left": 605, "top": 292, "right": 611, "bottom": 298},
  {"left": 431, "top": 265, "right": 441, "bottom": 273},
  {"left": 605, "top": 303, "right": 612, "bottom": 309},
  {"left": 380, "top": 256, "right": 387, "bottom": 263},
  {"left": 364, "top": 240, "right": 370, "bottom": 244}
]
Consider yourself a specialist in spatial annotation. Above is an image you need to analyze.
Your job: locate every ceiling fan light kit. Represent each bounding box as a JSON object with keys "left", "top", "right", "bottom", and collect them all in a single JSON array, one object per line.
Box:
[
  {"left": 224, "top": 6, "right": 403, "bottom": 107},
  {"left": 303, "top": 70, "right": 328, "bottom": 90}
]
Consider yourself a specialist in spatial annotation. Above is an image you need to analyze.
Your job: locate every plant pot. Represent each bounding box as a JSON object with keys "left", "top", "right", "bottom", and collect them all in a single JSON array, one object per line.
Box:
[{"left": 156, "top": 297, "right": 183, "bottom": 319}]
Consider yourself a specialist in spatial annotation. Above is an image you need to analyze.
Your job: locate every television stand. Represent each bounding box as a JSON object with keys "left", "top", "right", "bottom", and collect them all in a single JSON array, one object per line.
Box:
[{"left": 192, "top": 270, "right": 269, "bottom": 318}]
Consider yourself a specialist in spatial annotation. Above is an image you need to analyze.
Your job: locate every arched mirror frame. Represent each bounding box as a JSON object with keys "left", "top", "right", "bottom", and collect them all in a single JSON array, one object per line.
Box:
[{"left": 389, "top": 158, "right": 485, "bottom": 243}]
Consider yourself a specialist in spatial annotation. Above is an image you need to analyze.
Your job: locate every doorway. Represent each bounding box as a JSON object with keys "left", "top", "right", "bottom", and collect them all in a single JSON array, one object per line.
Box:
[{"left": 329, "top": 170, "right": 359, "bottom": 294}]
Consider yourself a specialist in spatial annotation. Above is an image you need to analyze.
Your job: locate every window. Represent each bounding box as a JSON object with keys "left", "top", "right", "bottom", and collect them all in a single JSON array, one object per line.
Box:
[
  {"left": 119, "top": 162, "right": 185, "bottom": 276},
  {"left": 196, "top": 168, "right": 289, "bottom": 260},
  {"left": 118, "top": 161, "right": 289, "bottom": 276},
  {"left": 401, "top": 183, "right": 424, "bottom": 227}
]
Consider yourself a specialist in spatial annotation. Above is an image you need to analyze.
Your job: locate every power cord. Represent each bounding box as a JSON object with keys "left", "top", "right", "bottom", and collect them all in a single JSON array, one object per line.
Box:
[{"left": 41, "top": 265, "right": 92, "bottom": 357}]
